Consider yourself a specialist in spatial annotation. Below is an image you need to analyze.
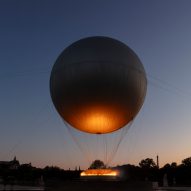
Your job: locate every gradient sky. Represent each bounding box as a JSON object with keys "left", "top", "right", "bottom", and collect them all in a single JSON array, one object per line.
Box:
[{"left": 1, "top": 0, "right": 191, "bottom": 170}]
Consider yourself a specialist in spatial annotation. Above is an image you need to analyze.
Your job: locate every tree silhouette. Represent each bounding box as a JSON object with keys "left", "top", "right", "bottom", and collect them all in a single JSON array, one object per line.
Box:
[
  {"left": 182, "top": 157, "right": 191, "bottom": 167},
  {"left": 171, "top": 162, "right": 177, "bottom": 168},
  {"left": 89, "top": 160, "right": 105, "bottom": 169},
  {"left": 139, "top": 158, "right": 156, "bottom": 169}
]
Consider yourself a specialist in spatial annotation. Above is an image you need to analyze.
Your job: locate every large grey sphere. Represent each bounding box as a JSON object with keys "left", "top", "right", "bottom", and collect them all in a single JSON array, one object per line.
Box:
[{"left": 50, "top": 36, "right": 147, "bottom": 134}]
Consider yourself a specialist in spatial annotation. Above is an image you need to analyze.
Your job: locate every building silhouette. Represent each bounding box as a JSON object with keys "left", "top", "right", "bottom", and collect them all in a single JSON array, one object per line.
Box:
[{"left": 0, "top": 156, "right": 20, "bottom": 170}]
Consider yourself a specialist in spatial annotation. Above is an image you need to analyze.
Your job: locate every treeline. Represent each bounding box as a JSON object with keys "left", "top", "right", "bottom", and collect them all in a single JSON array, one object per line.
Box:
[
  {"left": 0, "top": 164, "right": 81, "bottom": 186},
  {"left": 1, "top": 156, "right": 191, "bottom": 186},
  {"left": 115, "top": 156, "right": 191, "bottom": 186}
]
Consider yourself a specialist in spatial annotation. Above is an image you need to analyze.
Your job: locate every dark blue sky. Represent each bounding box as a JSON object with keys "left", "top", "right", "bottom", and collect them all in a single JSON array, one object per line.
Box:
[{"left": 1, "top": 0, "right": 191, "bottom": 169}]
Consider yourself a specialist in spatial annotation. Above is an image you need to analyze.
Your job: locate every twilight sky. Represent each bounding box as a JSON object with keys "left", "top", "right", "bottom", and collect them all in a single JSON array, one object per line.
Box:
[{"left": 1, "top": 0, "right": 191, "bottom": 170}]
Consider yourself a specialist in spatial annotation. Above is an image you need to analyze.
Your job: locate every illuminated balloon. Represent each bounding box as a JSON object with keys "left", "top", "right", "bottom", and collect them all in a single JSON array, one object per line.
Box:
[{"left": 50, "top": 36, "right": 147, "bottom": 134}]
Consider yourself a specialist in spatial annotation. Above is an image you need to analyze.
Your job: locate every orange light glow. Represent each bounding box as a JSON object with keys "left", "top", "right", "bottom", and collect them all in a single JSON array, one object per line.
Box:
[
  {"left": 80, "top": 169, "right": 119, "bottom": 176},
  {"left": 83, "top": 112, "right": 114, "bottom": 134},
  {"left": 67, "top": 105, "right": 131, "bottom": 134}
]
